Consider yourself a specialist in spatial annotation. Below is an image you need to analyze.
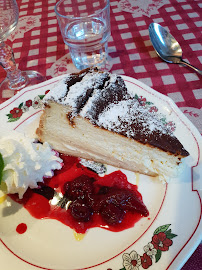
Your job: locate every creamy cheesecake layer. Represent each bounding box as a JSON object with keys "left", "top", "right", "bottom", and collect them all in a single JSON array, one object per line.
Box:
[{"left": 37, "top": 102, "right": 184, "bottom": 181}]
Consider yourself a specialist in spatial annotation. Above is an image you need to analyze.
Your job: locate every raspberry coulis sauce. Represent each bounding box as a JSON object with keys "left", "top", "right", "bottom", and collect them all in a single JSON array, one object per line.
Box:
[
  {"left": 10, "top": 155, "right": 149, "bottom": 234},
  {"left": 16, "top": 223, "right": 27, "bottom": 234}
]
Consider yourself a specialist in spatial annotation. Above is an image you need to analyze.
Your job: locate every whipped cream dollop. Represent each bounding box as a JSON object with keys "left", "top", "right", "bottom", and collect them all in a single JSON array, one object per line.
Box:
[{"left": 0, "top": 131, "right": 63, "bottom": 199}]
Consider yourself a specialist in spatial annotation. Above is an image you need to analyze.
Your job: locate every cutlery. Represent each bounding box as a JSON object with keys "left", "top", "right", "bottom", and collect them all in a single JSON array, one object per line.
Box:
[{"left": 149, "top": 23, "right": 202, "bottom": 75}]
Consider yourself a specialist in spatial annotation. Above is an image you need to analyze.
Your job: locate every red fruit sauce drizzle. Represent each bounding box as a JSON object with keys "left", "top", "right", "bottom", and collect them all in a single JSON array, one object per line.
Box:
[
  {"left": 16, "top": 223, "right": 27, "bottom": 234},
  {"left": 10, "top": 155, "right": 149, "bottom": 234}
]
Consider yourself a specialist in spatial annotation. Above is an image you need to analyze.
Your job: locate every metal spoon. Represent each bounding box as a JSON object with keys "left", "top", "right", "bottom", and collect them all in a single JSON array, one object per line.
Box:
[{"left": 149, "top": 23, "right": 202, "bottom": 75}]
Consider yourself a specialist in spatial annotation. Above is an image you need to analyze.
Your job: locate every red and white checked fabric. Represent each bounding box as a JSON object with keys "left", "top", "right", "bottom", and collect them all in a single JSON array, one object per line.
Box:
[
  {"left": 0, "top": 0, "right": 201, "bottom": 267},
  {"left": 0, "top": 0, "right": 201, "bottom": 110}
]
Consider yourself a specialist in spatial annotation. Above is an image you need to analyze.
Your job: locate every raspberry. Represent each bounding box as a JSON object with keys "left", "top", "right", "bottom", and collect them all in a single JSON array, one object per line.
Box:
[
  {"left": 101, "top": 203, "right": 125, "bottom": 225},
  {"left": 96, "top": 187, "right": 149, "bottom": 217},
  {"left": 64, "top": 175, "right": 95, "bottom": 200},
  {"left": 69, "top": 200, "right": 92, "bottom": 222}
]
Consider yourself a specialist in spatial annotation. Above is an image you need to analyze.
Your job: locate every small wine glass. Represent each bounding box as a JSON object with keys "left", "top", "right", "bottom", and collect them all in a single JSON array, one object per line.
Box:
[{"left": 0, "top": 0, "right": 46, "bottom": 95}]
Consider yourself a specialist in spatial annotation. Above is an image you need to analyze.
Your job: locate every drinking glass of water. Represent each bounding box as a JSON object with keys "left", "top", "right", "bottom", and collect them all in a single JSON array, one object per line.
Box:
[{"left": 55, "top": 0, "right": 110, "bottom": 70}]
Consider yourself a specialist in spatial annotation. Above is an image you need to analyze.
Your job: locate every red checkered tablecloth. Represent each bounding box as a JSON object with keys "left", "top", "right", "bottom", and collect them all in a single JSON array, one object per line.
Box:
[
  {"left": 0, "top": 0, "right": 201, "bottom": 268},
  {"left": 0, "top": 0, "right": 201, "bottom": 133}
]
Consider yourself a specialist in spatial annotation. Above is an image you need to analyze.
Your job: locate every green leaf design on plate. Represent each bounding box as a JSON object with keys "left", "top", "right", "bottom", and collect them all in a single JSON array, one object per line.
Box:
[
  {"left": 6, "top": 113, "right": 13, "bottom": 119},
  {"left": 0, "top": 153, "right": 4, "bottom": 185},
  {"left": 155, "top": 249, "right": 162, "bottom": 263},
  {"left": 160, "top": 117, "right": 167, "bottom": 124},
  {"left": 165, "top": 231, "right": 177, "bottom": 239},
  {"left": 38, "top": 95, "right": 45, "bottom": 100},
  {"left": 8, "top": 117, "right": 21, "bottom": 122},
  {"left": 18, "top": 102, "right": 23, "bottom": 109},
  {"left": 154, "top": 224, "right": 171, "bottom": 235},
  {"left": 134, "top": 94, "right": 139, "bottom": 100},
  {"left": 166, "top": 229, "right": 171, "bottom": 234}
]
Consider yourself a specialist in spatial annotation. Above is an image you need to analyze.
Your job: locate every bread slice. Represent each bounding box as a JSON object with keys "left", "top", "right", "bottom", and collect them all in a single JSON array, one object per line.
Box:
[{"left": 36, "top": 69, "right": 189, "bottom": 182}]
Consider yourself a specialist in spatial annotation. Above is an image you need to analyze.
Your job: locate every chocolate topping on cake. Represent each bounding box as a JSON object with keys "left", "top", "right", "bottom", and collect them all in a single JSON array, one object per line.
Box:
[
  {"left": 44, "top": 69, "right": 189, "bottom": 157},
  {"left": 65, "top": 69, "right": 89, "bottom": 88},
  {"left": 83, "top": 75, "right": 131, "bottom": 122}
]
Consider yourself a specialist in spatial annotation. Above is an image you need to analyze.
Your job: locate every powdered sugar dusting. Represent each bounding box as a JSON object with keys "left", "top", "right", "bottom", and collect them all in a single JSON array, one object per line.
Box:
[
  {"left": 98, "top": 99, "right": 129, "bottom": 124},
  {"left": 63, "top": 72, "right": 107, "bottom": 112},
  {"left": 107, "top": 73, "right": 118, "bottom": 85},
  {"left": 44, "top": 76, "right": 70, "bottom": 103},
  {"left": 96, "top": 99, "right": 173, "bottom": 138},
  {"left": 79, "top": 158, "right": 107, "bottom": 175},
  {"left": 45, "top": 71, "right": 173, "bottom": 139},
  {"left": 80, "top": 73, "right": 129, "bottom": 120}
]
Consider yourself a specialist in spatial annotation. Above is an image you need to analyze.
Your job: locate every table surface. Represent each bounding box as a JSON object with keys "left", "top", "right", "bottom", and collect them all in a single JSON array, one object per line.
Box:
[{"left": 0, "top": 0, "right": 201, "bottom": 269}]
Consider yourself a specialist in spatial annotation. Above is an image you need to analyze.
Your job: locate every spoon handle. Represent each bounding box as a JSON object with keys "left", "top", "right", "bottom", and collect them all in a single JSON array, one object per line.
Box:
[{"left": 179, "top": 59, "right": 202, "bottom": 75}]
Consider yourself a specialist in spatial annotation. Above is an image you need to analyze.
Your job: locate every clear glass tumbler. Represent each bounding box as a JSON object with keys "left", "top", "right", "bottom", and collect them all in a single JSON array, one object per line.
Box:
[{"left": 55, "top": 0, "right": 111, "bottom": 70}]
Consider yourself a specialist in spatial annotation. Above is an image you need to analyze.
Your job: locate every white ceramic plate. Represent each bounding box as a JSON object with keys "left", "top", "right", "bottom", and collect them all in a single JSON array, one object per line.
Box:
[{"left": 0, "top": 75, "right": 201, "bottom": 270}]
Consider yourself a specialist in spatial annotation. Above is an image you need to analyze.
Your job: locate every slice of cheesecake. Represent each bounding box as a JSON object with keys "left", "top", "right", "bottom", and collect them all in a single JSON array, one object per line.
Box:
[{"left": 36, "top": 68, "right": 189, "bottom": 182}]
